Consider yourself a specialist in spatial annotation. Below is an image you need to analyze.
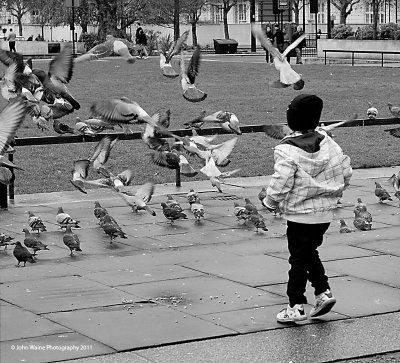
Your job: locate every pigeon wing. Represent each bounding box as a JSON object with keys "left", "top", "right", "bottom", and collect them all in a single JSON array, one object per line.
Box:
[
  {"left": 135, "top": 182, "right": 155, "bottom": 204},
  {"left": 263, "top": 124, "right": 292, "bottom": 140},
  {"left": 49, "top": 44, "right": 74, "bottom": 84}
]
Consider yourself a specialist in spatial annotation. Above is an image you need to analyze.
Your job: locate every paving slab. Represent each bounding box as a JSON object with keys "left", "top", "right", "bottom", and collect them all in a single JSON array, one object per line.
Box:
[
  {"left": 0, "top": 304, "right": 72, "bottom": 341},
  {"left": 261, "top": 275, "right": 400, "bottom": 318},
  {"left": 118, "top": 275, "right": 286, "bottom": 316},
  {"left": 45, "top": 304, "right": 235, "bottom": 351},
  {"left": 0, "top": 332, "right": 114, "bottom": 363},
  {"left": 351, "top": 238, "right": 400, "bottom": 257},
  {"left": 1, "top": 275, "right": 142, "bottom": 314}
]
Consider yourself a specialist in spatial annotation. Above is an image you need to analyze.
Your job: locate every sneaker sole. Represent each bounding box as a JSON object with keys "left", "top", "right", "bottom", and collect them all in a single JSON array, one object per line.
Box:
[
  {"left": 310, "top": 298, "right": 336, "bottom": 318},
  {"left": 277, "top": 315, "right": 307, "bottom": 323}
]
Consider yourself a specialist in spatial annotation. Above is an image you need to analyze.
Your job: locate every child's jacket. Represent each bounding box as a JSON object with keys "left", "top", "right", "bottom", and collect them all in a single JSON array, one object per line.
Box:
[{"left": 265, "top": 129, "right": 352, "bottom": 220}]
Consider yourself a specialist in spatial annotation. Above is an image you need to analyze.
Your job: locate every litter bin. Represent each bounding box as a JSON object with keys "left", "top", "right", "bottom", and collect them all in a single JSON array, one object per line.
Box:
[
  {"left": 48, "top": 43, "right": 61, "bottom": 54},
  {"left": 213, "top": 39, "right": 238, "bottom": 54}
]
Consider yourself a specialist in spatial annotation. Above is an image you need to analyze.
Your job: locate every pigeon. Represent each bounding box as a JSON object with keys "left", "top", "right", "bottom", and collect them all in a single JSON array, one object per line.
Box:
[
  {"left": 63, "top": 225, "right": 82, "bottom": 256},
  {"left": 353, "top": 202, "right": 372, "bottom": 231},
  {"left": 202, "top": 111, "right": 241, "bottom": 135},
  {"left": 366, "top": 102, "right": 378, "bottom": 119},
  {"left": 48, "top": 98, "right": 75, "bottom": 119},
  {"left": 88, "top": 135, "right": 119, "bottom": 173},
  {"left": 23, "top": 228, "right": 49, "bottom": 256},
  {"left": 384, "top": 126, "right": 400, "bottom": 138},
  {"left": 117, "top": 182, "right": 156, "bottom": 216},
  {"left": 56, "top": 207, "right": 81, "bottom": 229},
  {"left": 100, "top": 214, "right": 127, "bottom": 243},
  {"left": 189, "top": 129, "right": 218, "bottom": 147},
  {"left": 244, "top": 198, "right": 258, "bottom": 214},
  {"left": 233, "top": 201, "right": 250, "bottom": 223},
  {"left": 183, "top": 110, "right": 206, "bottom": 129},
  {"left": 354, "top": 198, "right": 367, "bottom": 214},
  {"left": 388, "top": 173, "right": 400, "bottom": 204},
  {"left": 180, "top": 45, "right": 207, "bottom": 102},
  {"left": 177, "top": 153, "right": 198, "bottom": 177},
  {"left": 161, "top": 202, "right": 188, "bottom": 224},
  {"left": 79, "top": 117, "right": 115, "bottom": 133},
  {"left": 70, "top": 159, "right": 90, "bottom": 194},
  {"left": 247, "top": 213, "right": 268, "bottom": 233},
  {"left": 93, "top": 201, "right": 108, "bottom": 221},
  {"left": 150, "top": 149, "right": 180, "bottom": 169},
  {"left": 75, "top": 35, "right": 136, "bottom": 64},
  {"left": 52, "top": 119, "right": 74, "bottom": 135},
  {"left": 12, "top": 241, "right": 36, "bottom": 267},
  {"left": 31, "top": 44, "right": 80, "bottom": 110},
  {"left": 388, "top": 102, "right": 400, "bottom": 118},
  {"left": 353, "top": 215, "right": 372, "bottom": 231},
  {"left": 258, "top": 187, "right": 267, "bottom": 205},
  {"left": 75, "top": 118, "right": 96, "bottom": 136},
  {"left": 27, "top": 211, "right": 47, "bottom": 233},
  {"left": 374, "top": 182, "right": 392, "bottom": 203},
  {"left": 0, "top": 166, "right": 14, "bottom": 185},
  {"left": 186, "top": 189, "right": 198, "bottom": 205},
  {"left": 339, "top": 219, "right": 354, "bottom": 233},
  {"left": 158, "top": 31, "right": 189, "bottom": 78},
  {"left": 355, "top": 204, "right": 373, "bottom": 223},
  {"left": 190, "top": 196, "right": 205, "bottom": 222},
  {"left": 0, "top": 232, "right": 14, "bottom": 249},
  {"left": 166, "top": 194, "right": 184, "bottom": 212}
]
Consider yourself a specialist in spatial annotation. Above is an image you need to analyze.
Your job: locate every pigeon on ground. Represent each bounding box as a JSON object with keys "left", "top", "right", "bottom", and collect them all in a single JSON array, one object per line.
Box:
[
  {"left": 23, "top": 228, "right": 49, "bottom": 256},
  {"left": 247, "top": 213, "right": 268, "bottom": 233},
  {"left": 165, "top": 194, "right": 183, "bottom": 212},
  {"left": 384, "top": 126, "right": 400, "bottom": 138},
  {"left": 258, "top": 187, "right": 267, "bottom": 205},
  {"left": 12, "top": 241, "right": 36, "bottom": 267},
  {"left": 366, "top": 102, "right": 378, "bottom": 119},
  {"left": 117, "top": 182, "right": 156, "bottom": 216},
  {"left": 63, "top": 225, "right": 82, "bottom": 256},
  {"left": 186, "top": 189, "right": 198, "bottom": 205},
  {"left": 353, "top": 202, "right": 372, "bottom": 231},
  {"left": 233, "top": 201, "right": 250, "bottom": 223},
  {"left": 374, "top": 182, "right": 393, "bottom": 203},
  {"left": 70, "top": 159, "right": 90, "bottom": 194},
  {"left": 339, "top": 219, "right": 354, "bottom": 233},
  {"left": 180, "top": 46, "right": 207, "bottom": 102},
  {"left": 56, "top": 207, "right": 81, "bottom": 229},
  {"left": 161, "top": 202, "right": 188, "bottom": 224},
  {"left": 158, "top": 31, "right": 189, "bottom": 78},
  {"left": 388, "top": 173, "right": 400, "bottom": 204},
  {"left": 100, "top": 214, "right": 127, "bottom": 243},
  {"left": 190, "top": 196, "right": 205, "bottom": 223},
  {"left": 52, "top": 119, "right": 74, "bottom": 135},
  {"left": 388, "top": 102, "right": 400, "bottom": 118},
  {"left": 75, "top": 118, "right": 96, "bottom": 136},
  {"left": 0, "top": 232, "right": 14, "bottom": 249},
  {"left": 27, "top": 211, "right": 47, "bottom": 233},
  {"left": 93, "top": 201, "right": 108, "bottom": 221},
  {"left": 244, "top": 198, "right": 258, "bottom": 215},
  {"left": 183, "top": 110, "right": 206, "bottom": 129},
  {"left": 79, "top": 117, "right": 115, "bottom": 133},
  {"left": 75, "top": 35, "right": 136, "bottom": 64},
  {"left": 353, "top": 215, "right": 372, "bottom": 231}
]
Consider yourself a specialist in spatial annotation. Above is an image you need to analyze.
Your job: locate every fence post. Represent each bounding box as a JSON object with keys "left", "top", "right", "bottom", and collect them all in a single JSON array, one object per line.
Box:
[
  {"left": 8, "top": 152, "right": 14, "bottom": 201},
  {"left": 175, "top": 168, "right": 181, "bottom": 187},
  {"left": 0, "top": 183, "right": 7, "bottom": 209}
]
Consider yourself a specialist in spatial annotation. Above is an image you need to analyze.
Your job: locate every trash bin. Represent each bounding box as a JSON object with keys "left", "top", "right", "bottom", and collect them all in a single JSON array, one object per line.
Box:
[
  {"left": 48, "top": 43, "right": 61, "bottom": 54},
  {"left": 213, "top": 39, "right": 238, "bottom": 54}
]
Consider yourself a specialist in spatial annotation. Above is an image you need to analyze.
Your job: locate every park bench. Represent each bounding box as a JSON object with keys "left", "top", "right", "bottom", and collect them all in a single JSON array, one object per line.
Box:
[
  {"left": 1, "top": 118, "right": 400, "bottom": 210},
  {"left": 323, "top": 49, "right": 400, "bottom": 66}
]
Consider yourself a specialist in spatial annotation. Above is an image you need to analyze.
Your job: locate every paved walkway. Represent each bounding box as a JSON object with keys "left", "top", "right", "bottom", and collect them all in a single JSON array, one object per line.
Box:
[{"left": 1, "top": 167, "right": 399, "bottom": 363}]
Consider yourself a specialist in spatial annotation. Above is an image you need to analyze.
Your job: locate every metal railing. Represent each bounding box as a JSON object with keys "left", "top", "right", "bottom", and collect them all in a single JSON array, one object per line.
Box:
[
  {"left": 1, "top": 117, "right": 400, "bottom": 209},
  {"left": 323, "top": 49, "right": 400, "bottom": 66}
]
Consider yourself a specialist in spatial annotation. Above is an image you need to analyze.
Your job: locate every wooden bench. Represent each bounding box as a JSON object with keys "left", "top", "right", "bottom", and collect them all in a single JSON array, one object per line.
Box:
[{"left": 323, "top": 49, "right": 400, "bottom": 66}]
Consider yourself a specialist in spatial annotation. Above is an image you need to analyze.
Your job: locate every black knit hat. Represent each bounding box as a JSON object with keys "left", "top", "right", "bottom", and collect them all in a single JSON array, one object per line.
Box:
[{"left": 286, "top": 94, "right": 323, "bottom": 131}]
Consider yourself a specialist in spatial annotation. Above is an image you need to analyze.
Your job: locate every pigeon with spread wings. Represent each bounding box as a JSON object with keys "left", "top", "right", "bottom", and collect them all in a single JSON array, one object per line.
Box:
[
  {"left": 180, "top": 46, "right": 207, "bottom": 102},
  {"left": 117, "top": 182, "right": 156, "bottom": 216},
  {"left": 159, "top": 31, "right": 189, "bottom": 78}
]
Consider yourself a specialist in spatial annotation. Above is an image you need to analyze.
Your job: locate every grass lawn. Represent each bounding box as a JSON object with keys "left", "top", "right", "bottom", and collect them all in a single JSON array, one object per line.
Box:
[{"left": 2, "top": 54, "right": 399, "bottom": 194}]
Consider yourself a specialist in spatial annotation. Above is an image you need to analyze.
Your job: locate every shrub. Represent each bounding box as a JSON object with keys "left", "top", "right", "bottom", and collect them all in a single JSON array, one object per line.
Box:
[
  {"left": 379, "top": 22, "right": 400, "bottom": 39},
  {"left": 145, "top": 29, "right": 161, "bottom": 55},
  {"left": 394, "top": 30, "right": 400, "bottom": 40},
  {"left": 79, "top": 33, "right": 100, "bottom": 51},
  {"left": 354, "top": 25, "right": 374, "bottom": 40},
  {"left": 331, "top": 24, "right": 354, "bottom": 39}
]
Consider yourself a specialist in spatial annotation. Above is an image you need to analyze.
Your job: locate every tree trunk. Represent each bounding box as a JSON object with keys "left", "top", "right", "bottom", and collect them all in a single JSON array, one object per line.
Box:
[
  {"left": 17, "top": 18, "right": 23, "bottom": 36},
  {"left": 95, "top": 0, "right": 119, "bottom": 40},
  {"left": 372, "top": 0, "right": 378, "bottom": 39},
  {"left": 223, "top": 10, "right": 229, "bottom": 39},
  {"left": 191, "top": 21, "right": 197, "bottom": 46},
  {"left": 340, "top": 7, "right": 348, "bottom": 24}
]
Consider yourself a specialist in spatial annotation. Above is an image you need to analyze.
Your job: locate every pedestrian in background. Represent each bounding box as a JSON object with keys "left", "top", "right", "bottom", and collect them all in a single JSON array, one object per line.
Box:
[
  {"left": 264, "top": 25, "right": 274, "bottom": 63},
  {"left": 261, "top": 94, "right": 352, "bottom": 323},
  {"left": 135, "top": 21, "right": 149, "bottom": 59},
  {"left": 291, "top": 26, "right": 307, "bottom": 64},
  {"left": 7, "top": 28, "right": 16, "bottom": 52},
  {"left": 273, "top": 24, "right": 284, "bottom": 53}
]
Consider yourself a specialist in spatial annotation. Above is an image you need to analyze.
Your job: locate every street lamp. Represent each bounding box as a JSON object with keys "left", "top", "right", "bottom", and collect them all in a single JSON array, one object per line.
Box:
[{"left": 64, "top": 0, "right": 81, "bottom": 56}]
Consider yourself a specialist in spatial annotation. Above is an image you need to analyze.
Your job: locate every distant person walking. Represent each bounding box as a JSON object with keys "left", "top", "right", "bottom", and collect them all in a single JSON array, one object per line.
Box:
[
  {"left": 291, "top": 26, "right": 307, "bottom": 64},
  {"left": 7, "top": 28, "right": 16, "bottom": 52},
  {"left": 264, "top": 25, "right": 274, "bottom": 63},
  {"left": 135, "top": 21, "right": 149, "bottom": 59},
  {"left": 273, "top": 24, "right": 284, "bottom": 53}
]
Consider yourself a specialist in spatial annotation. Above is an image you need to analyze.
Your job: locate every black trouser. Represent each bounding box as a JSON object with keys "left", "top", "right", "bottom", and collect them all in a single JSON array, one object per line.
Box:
[
  {"left": 9, "top": 41, "right": 16, "bottom": 52},
  {"left": 286, "top": 220, "right": 330, "bottom": 306}
]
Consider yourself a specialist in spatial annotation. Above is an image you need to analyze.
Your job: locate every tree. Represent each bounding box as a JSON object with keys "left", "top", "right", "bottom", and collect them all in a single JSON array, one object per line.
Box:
[
  {"left": 1, "top": 0, "right": 36, "bottom": 36},
  {"left": 181, "top": 0, "right": 206, "bottom": 46},
  {"left": 74, "top": 0, "right": 95, "bottom": 34},
  {"left": 33, "top": 0, "right": 66, "bottom": 40},
  {"left": 367, "top": 0, "right": 384, "bottom": 39},
  {"left": 222, "top": 0, "right": 237, "bottom": 39},
  {"left": 331, "top": 0, "right": 362, "bottom": 24}
]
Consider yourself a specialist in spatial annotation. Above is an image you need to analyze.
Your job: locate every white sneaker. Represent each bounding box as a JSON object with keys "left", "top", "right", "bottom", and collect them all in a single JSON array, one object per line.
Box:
[
  {"left": 276, "top": 304, "right": 307, "bottom": 323},
  {"left": 310, "top": 290, "right": 336, "bottom": 318},
  {"left": 143, "top": 56, "right": 149, "bottom": 59}
]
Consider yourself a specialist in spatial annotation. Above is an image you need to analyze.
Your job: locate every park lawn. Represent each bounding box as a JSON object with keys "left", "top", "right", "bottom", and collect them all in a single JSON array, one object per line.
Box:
[{"left": 2, "top": 55, "right": 399, "bottom": 194}]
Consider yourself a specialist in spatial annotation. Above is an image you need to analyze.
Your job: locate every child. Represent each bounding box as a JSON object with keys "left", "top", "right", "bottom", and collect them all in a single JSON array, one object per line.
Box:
[
  {"left": 252, "top": 25, "right": 305, "bottom": 90},
  {"left": 262, "top": 94, "right": 352, "bottom": 323}
]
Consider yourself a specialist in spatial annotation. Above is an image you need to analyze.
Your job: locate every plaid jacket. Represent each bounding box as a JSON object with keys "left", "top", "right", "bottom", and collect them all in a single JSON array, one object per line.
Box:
[{"left": 265, "top": 130, "right": 352, "bottom": 216}]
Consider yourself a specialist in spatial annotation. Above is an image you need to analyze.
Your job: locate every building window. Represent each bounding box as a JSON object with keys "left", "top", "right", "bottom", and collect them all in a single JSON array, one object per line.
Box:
[
  {"left": 365, "top": 3, "right": 384, "bottom": 23},
  {"left": 235, "top": 3, "right": 247, "bottom": 23},
  {"left": 31, "top": 10, "right": 40, "bottom": 24},
  {"left": 317, "top": 0, "right": 325, "bottom": 24},
  {"left": 210, "top": 4, "right": 223, "bottom": 23}
]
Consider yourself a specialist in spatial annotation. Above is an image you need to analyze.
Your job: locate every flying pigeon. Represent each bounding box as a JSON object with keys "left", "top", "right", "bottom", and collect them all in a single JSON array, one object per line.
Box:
[
  {"left": 12, "top": 241, "right": 36, "bottom": 267},
  {"left": 384, "top": 126, "right": 400, "bottom": 138},
  {"left": 180, "top": 45, "right": 207, "bottom": 102},
  {"left": 0, "top": 232, "right": 14, "bottom": 249},
  {"left": 388, "top": 102, "right": 400, "bottom": 118},
  {"left": 161, "top": 202, "right": 188, "bottom": 224},
  {"left": 158, "top": 31, "right": 189, "bottom": 78},
  {"left": 177, "top": 153, "right": 198, "bottom": 177},
  {"left": 202, "top": 111, "right": 242, "bottom": 135},
  {"left": 374, "top": 181, "right": 393, "bottom": 203},
  {"left": 339, "top": 219, "right": 354, "bottom": 233},
  {"left": 23, "top": 228, "right": 49, "bottom": 256},
  {"left": 150, "top": 149, "right": 180, "bottom": 169},
  {"left": 88, "top": 135, "right": 119, "bottom": 173},
  {"left": 190, "top": 196, "right": 205, "bottom": 223},
  {"left": 56, "top": 207, "right": 81, "bottom": 229},
  {"left": 70, "top": 159, "right": 90, "bottom": 194},
  {"left": 117, "top": 182, "right": 156, "bottom": 216},
  {"left": 186, "top": 189, "right": 198, "bottom": 205},
  {"left": 75, "top": 35, "right": 136, "bottom": 64},
  {"left": 27, "top": 211, "right": 47, "bottom": 233},
  {"left": 100, "top": 214, "right": 127, "bottom": 243},
  {"left": 63, "top": 225, "right": 82, "bottom": 256}
]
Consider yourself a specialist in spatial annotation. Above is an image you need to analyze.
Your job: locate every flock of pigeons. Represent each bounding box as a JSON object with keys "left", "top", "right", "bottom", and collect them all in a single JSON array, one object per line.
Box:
[{"left": 0, "top": 30, "right": 399, "bottom": 265}]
